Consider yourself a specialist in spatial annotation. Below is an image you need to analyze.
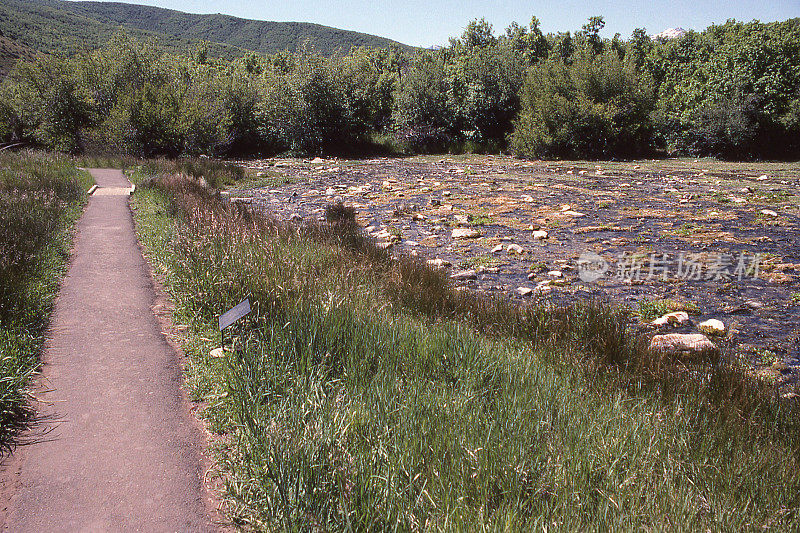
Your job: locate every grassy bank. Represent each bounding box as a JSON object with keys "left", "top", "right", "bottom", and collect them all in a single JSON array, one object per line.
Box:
[
  {"left": 0, "top": 151, "right": 92, "bottom": 448},
  {"left": 131, "top": 166, "right": 800, "bottom": 530}
]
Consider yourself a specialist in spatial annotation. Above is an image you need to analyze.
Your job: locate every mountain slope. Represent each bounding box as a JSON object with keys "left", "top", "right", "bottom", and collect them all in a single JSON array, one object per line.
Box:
[
  {"left": 0, "top": 0, "right": 413, "bottom": 59},
  {"left": 0, "top": 35, "right": 39, "bottom": 78}
]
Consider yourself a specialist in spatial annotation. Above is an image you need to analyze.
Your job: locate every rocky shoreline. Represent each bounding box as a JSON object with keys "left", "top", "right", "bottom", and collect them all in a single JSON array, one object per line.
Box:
[{"left": 227, "top": 155, "right": 800, "bottom": 386}]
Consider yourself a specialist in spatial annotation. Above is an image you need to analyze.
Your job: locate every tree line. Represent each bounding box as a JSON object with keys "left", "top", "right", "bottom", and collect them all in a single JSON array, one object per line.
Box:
[{"left": 1, "top": 16, "right": 798, "bottom": 160}]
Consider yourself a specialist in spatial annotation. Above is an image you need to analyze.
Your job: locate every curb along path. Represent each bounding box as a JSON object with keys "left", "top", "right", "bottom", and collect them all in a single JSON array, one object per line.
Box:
[{"left": 3, "top": 169, "right": 216, "bottom": 532}]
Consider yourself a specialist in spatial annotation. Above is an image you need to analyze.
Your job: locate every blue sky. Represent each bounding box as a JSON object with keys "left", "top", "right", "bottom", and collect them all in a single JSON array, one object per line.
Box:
[{"left": 78, "top": 0, "right": 799, "bottom": 47}]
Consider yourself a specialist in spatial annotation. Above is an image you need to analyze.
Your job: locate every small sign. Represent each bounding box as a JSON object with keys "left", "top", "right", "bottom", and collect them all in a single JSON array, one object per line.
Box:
[{"left": 219, "top": 299, "right": 251, "bottom": 331}]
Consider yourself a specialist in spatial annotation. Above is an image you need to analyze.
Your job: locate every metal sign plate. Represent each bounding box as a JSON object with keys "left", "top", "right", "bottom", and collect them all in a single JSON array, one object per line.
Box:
[{"left": 219, "top": 299, "right": 251, "bottom": 330}]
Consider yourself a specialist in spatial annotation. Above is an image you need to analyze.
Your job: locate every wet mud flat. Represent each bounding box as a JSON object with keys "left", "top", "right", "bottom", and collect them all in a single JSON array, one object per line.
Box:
[{"left": 226, "top": 155, "right": 800, "bottom": 383}]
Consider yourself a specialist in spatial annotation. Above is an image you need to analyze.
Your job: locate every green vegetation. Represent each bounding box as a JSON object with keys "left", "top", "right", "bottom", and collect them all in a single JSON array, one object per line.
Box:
[
  {"left": 131, "top": 165, "right": 800, "bottom": 530},
  {"left": 0, "top": 151, "right": 91, "bottom": 447},
  {"left": 636, "top": 297, "right": 701, "bottom": 321},
  {"left": 0, "top": 0, "right": 411, "bottom": 61},
  {"left": 0, "top": 35, "right": 38, "bottom": 79},
  {"left": 2, "top": 12, "right": 798, "bottom": 160}
]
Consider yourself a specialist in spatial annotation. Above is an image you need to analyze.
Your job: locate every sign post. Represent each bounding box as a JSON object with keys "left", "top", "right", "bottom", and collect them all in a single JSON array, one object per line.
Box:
[{"left": 218, "top": 298, "right": 251, "bottom": 352}]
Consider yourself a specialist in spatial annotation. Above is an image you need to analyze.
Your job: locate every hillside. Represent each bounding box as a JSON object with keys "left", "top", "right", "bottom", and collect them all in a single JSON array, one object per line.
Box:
[
  {"left": 0, "top": 0, "right": 413, "bottom": 59},
  {"left": 0, "top": 35, "right": 39, "bottom": 78}
]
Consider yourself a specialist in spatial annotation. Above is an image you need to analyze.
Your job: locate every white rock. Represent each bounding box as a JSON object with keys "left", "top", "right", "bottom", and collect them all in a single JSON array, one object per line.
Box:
[
  {"left": 427, "top": 258, "right": 451, "bottom": 269},
  {"left": 522, "top": 195, "right": 534, "bottom": 203},
  {"left": 548, "top": 270, "right": 563, "bottom": 278},
  {"left": 451, "top": 269, "right": 477, "bottom": 280},
  {"left": 516, "top": 287, "right": 534, "bottom": 296},
  {"left": 451, "top": 227, "right": 481, "bottom": 239},
  {"left": 756, "top": 175, "right": 769, "bottom": 181},
  {"left": 651, "top": 311, "right": 690, "bottom": 327},
  {"left": 209, "top": 347, "right": 228, "bottom": 358},
  {"left": 506, "top": 244, "right": 524, "bottom": 255},
  {"left": 698, "top": 319, "right": 726, "bottom": 336},
  {"left": 532, "top": 230, "right": 549, "bottom": 240},
  {"left": 761, "top": 209, "right": 778, "bottom": 217},
  {"left": 491, "top": 244, "right": 504, "bottom": 253},
  {"left": 454, "top": 214, "right": 469, "bottom": 225},
  {"left": 649, "top": 333, "right": 719, "bottom": 358},
  {"left": 561, "top": 210, "right": 585, "bottom": 217}
]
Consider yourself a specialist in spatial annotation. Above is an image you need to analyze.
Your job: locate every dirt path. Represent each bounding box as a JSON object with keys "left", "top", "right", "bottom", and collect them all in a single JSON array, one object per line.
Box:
[{"left": 2, "top": 170, "right": 217, "bottom": 531}]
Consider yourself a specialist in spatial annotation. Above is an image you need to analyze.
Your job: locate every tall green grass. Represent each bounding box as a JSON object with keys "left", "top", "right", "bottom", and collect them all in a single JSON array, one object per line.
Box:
[
  {"left": 0, "top": 151, "right": 92, "bottom": 448},
  {"left": 132, "top": 169, "right": 800, "bottom": 531}
]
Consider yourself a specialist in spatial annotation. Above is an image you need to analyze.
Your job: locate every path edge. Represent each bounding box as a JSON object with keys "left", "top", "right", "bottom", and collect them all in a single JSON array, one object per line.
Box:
[{"left": 129, "top": 191, "right": 233, "bottom": 532}]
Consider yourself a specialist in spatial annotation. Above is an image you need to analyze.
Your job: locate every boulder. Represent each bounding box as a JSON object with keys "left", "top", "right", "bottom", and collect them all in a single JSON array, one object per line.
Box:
[
  {"left": 651, "top": 311, "right": 690, "bottom": 327},
  {"left": 506, "top": 244, "right": 524, "bottom": 255},
  {"left": 698, "top": 319, "right": 726, "bottom": 336},
  {"left": 452, "top": 228, "right": 481, "bottom": 239},
  {"left": 532, "top": 230, "right": 549, "bottom": 240},
  {"left": 649, "top": 333, "right": 719, "bottom": 359}
]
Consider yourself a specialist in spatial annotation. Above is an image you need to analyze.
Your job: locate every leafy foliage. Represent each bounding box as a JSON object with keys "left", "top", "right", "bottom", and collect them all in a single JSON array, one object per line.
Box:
[
  {"left": 1, "top": 10, "right": 799, "bottom": 160},
  {"left": 510, "top": 51, "right": 657, "bottom": 159}
]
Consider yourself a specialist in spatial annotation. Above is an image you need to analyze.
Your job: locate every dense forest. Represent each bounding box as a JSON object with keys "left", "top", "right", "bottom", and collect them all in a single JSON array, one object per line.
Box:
[
  {"left": 0, "top": 0, "right": 411, "bottom": 58},
  {"left": 1, "top": 15, "right": 799, "bottom": 160}
]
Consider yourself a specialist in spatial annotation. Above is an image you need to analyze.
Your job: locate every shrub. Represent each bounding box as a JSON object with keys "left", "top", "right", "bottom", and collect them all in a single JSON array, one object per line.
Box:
[{"left": 510, "top": 51, "right": 657, "bottom": 159}]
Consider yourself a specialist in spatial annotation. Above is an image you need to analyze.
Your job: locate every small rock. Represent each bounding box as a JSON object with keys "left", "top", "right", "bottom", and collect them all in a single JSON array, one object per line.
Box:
[
  {"left": 761, "top": 209, "right": 778, "bottom": 217},
  {"left": 649, "top": 333, "right": 719, "bottom": 359},
  {"left": 548, "top": 270, "right": 563, "bottom": 278},
  {"left": 427, "top": 258, "right": 451, "bottom": 269},
  {"left": 506, "top": 244, "right": 524, "bottom": 255},
  {"left": 451, "top": 269, "right": 477, "bottom": 280},
  {"left": 522, "top": 195, "right": 534, "bottom": 203},
  {"left": 210, "top": 347, "right": 230, "bottom": 358},
  {"left": 756, "top": 175, "right": 769, "bottom": 181},
  {"left": 516, "top": 287, "right": 534, "bottom": 296},
  {"left": 310, "top": 157, "right": 325, "bottom": 164},
  {"left": 491, "top": 244, "right": 504, "bottom": 253},
  {"left": 532, "top": 230, "right": 548, "bottom": 240},
  {"left": 325, "top": 187, "right": 336, "bottom": 196},
  {"left": 452, "top": 228, "right": 481, "bottom": 239},
  {"left": 651, "top": 312, "right": 690, "bottom": 327},
  {"left": 561, "top": 210, "right": 585, "bottom": 217},
  {"left": 454, "top": 214, "right": 469, "bottom": 225},
  {"left": 698, "top": 319, "right": 726, "bottom": 336}
]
